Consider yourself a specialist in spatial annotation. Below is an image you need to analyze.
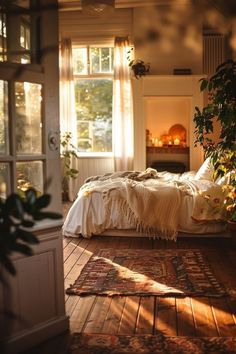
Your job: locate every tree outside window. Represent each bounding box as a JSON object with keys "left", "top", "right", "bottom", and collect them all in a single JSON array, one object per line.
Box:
[{"left": 72, "top": 46, "right": 114, "bottom": 153}]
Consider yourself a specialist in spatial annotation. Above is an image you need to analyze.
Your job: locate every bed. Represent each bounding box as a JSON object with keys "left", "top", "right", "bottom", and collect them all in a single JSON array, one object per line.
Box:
[{"left": 62, "top": 158, "right": 228, "bottom": 240}]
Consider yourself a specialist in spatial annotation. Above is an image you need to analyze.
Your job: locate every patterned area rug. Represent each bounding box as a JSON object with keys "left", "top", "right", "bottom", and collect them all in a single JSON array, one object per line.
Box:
[
  {"left": 66, "top": 249, "right": 226, "bottom": 297},
  {"left": 69, "top": 333, "right": 236, "bottom": 354}
]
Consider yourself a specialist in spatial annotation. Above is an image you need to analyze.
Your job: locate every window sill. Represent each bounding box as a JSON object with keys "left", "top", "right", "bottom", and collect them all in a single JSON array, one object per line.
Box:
[{"left": 78, "top": 153, "right": 114, "bottom": 158}]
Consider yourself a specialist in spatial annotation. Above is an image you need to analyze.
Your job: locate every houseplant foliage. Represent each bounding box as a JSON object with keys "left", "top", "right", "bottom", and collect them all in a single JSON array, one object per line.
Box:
[
  {"left": 194, "top": 59, "right": 236, "bottom": 180},
  {"left": 61, "top": 132, "right": 79, "bottom": 200},
  {"left": 129, "top": 59, "right": 150, "bottom": 79},
  {"left": 194, "top": 59, "right": 236, "bottom": 224},
  {"left": 0, "top": 189, "right": 61, "bottom": 277},
  {"left": 222, "top": 172, "right": 236, "bottom": 223},
  {"left": 127, "top": 48, "right": 150, "bottom": 79}
]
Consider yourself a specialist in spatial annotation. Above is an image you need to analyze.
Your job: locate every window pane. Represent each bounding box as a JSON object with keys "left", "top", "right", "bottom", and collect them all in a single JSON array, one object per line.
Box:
[
  {"left": 91, "top": 47, "right": 99, "bottom": 73},
  {"left": 91, "top": 47, "right": 113, "bottom": 73},
  {"left": 0, "top": 3, "right": 31, "bottom": 63},
  {"left": 75, "top": 79, "right": 113, "bottom": 152},
  {"left": 0, "top": 12, "right": 7, "bottom": 62},
  {"left": 101, "top": 48, "right": 110, "bottom": 72},
  {"left": 72, "top": 48, "right": 87, "bottom": 74},
  {"left": 0, "top": 163, "right": 10, "bottom": 198},
  {"left": 15, "top": 82, "right": 42, "bottom": 155},
  {"left": 16, "top": 161, "right": 43, "bottom": 196},
  {"left": 0, "top": 80, "right": 9, "bottom": 154}
]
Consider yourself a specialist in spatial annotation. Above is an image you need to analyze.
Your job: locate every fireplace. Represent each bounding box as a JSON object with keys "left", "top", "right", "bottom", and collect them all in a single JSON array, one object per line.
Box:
[
  {"left": 145, "top": 96, "right": 191, "bottom": 171},
  {"left": 132, "top": 75, "right": 204, "bottom": 172}
]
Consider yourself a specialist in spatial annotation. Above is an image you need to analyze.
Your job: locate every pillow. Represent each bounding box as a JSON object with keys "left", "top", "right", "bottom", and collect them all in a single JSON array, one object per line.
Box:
[{"left": 194, "top": 157, "right": 214, "bottom": 181}]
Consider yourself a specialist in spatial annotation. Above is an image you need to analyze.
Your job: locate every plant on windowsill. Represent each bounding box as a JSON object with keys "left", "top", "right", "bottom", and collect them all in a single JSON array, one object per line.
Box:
[
  {"left": 194, "top": 59, "right": 236, "bottom": 240},
  {"left": 60, "top": 132, "right": 79, "bottom": 201}
]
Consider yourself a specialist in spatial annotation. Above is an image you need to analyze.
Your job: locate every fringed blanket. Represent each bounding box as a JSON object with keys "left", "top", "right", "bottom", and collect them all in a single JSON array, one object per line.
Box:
[
  {"left": 79, "top": 169, "right": 226, "bottom": 240},
  {"left": 103, "top": 179, "right": 182, "bottom": 240},
  {"left": 80, "top": 170, "right": 188, "bottom": 240}
]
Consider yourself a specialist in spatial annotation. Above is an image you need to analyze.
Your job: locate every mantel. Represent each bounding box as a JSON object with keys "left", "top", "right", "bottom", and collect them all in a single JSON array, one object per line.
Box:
[{"left": 147, "top": 146, "right": 189, "bottom": 154}]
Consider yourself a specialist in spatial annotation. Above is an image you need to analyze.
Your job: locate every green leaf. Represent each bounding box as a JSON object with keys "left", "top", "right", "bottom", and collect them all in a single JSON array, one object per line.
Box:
[
  {"left": 25, "top": 188, "right": 37, "bottom": 205},
  {"left": 17, "top": 229, "right": 39, "bottom": 244},
  {"left": 21, "top": 219, "right": 35, "bottom": 228},
  {"left": 4, "top": 193, "right": 20, "bottom": 215},
  {"left": 33, "top": 211, "right": 62, "bottom": 220},
  {"left": 70, "top": 168, "right": 78, "bottom": 174},
  {"left": 0, "top": 254, "right": 16, "bottom": 275},
  {"left": 35, "top": 194, "right": 51, "bottom": 210},
  {"left": 11, "top": 243, "right": 33, "bottom": 256},
  {"left": 200, "top": 79, "right": 208, "bottom": 91}
]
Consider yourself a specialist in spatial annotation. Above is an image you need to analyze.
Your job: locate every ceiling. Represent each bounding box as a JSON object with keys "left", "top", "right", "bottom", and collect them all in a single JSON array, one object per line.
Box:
[
  {"left": 58, "top": 0, "right": 236, "bottom": 16},
  {"left": 58, "top": 1, "right": 168, "bottom": 11}
]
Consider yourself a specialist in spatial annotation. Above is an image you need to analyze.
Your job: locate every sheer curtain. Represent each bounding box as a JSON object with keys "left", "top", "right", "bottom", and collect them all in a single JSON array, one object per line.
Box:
[
  {"left": 59, "top": 38, "right": 78, "bottom": 201},
  {"left": 59, "top": 38, "right": 77, "bottom": 143},
  {"left": 113, "top": 37, "right": 134, "bottom": 171}
]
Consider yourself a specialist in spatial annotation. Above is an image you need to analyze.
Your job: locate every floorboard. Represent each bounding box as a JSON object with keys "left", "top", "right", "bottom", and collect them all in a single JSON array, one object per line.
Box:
[
  {"left": 20, "top": 228, "right": 236, "bottom": 353},
  {"left": 64, "top": 235, "right": 236, "bottom": 340}
]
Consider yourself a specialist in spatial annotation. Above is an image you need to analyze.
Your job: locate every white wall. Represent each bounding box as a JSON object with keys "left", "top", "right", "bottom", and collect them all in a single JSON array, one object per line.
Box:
[
  {"left": 132, "top": 76, "right": 204, "bottom": 172},
  {"left": 145, "top": 97, "right": 191, "bottom": 145},
  {"left": 133, "top": 6, "right": 203, "bottom": 75},
  {"left": 59, "top": 4, "right": 213, "bottom": 186}
]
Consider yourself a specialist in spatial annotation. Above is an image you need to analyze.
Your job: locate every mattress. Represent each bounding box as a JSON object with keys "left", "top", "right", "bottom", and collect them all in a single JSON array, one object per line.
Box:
[{"left": 62, "top": 188, "right": 226, "bottom": 238}]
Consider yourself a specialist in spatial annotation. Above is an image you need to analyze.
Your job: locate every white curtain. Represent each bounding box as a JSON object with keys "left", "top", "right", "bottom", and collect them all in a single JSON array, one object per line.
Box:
[
  {"left": 59, "top": 38, "right": 77, "bottom": 144},
  {"left": 59, "top": 38, "right": 78, "bottom": 201},
  {"left": 113, "top": 37, "right": 134, "bottom": 171}
]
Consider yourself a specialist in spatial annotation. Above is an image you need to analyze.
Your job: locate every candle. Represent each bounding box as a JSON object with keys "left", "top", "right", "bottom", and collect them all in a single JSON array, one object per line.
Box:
[
  {"left": 151, "top": 138, "right": 155, "bottom": 146},
  {"left": 154, "top": 138, "right": 159, "bottom": 146},
  {"left": 158, "top": 140, "right": 163, "bottom": 147},
  {"left": 174, "top": 138, "right": 180, "bottom": 145}
]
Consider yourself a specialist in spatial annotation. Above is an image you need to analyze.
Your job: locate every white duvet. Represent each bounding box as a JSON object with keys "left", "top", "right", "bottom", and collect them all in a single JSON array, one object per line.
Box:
[{"left": 62, "top": 170, "right": 226, "bottom": 239}]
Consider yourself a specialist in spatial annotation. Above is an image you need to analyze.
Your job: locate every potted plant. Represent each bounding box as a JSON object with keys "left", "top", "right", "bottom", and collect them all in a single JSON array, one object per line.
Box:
[
  {"left": 60, "top": 132, "right": 79, "bottom": 201},
  {"left": 127, "top": 47, "right": 150, "bottom": 79},
  {"left": 129, "top": 58, "right": 150, "bottom": 79},
  {"left": 194, "top": 59, "right": 236, "bottom": 242},
  {"left": 222, "top": 172, "right": 236, "bottom": 240},
  {"left": 194, "top": 59, "right": 236, "bottom": 180}
]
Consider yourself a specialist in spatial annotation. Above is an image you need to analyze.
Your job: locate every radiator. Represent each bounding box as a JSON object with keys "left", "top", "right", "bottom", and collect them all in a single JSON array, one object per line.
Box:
[
  {"left": 203, "top": 34, "right": 225, "bottom": 76},
  {"left": 68, "top": 156, "right": 114, "bottom": 201}
]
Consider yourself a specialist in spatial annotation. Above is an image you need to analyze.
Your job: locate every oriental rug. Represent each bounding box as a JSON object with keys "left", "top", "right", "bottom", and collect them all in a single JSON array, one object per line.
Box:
[
  {"left": 66, "top": 249, "right": 226, "bottom": 297},
  {"left": 69, "top": 333, "right": 236, "bottom": 354}
]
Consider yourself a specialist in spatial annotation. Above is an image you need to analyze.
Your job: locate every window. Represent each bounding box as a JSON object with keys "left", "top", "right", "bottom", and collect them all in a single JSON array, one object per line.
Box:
[
  {"left": 0, "top": 1, "right": 39, "bottom": 64},
  {"left": 0, "top": 79, "right": 44, "bottom": 198},
  {"left": 72, "top": 46, "right": 114, "bottom": 153}
]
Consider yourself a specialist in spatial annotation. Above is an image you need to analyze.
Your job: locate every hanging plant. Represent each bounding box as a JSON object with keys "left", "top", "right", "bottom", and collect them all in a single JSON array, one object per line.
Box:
[
  {"left": 127, "top": 47, "right": 150, "bottom": 79},
  {"left": 129, "top": 59, "right": 150, "bottom": 79}
]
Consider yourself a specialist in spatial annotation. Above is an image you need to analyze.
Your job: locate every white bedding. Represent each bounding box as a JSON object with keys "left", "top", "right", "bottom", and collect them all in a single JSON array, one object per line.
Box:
[{"left": 62, "top": 169, "right": 226, "bottom": 239}]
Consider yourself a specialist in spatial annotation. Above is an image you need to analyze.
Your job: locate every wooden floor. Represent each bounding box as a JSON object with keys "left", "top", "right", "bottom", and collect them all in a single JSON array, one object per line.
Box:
[
  {"left": 21, "top": 233, "right": 236, "bottom": 354},
  {"left": 64, "top": 235, "right": 236, "bottom": 338}
]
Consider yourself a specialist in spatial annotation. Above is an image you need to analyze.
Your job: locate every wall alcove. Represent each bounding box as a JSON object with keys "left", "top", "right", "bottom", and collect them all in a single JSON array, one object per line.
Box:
[{"left": 132, "top": 75, "right": 204, "bottom": 172}]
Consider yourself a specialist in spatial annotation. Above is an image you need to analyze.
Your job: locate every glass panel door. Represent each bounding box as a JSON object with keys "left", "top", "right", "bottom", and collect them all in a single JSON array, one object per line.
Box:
[
  {"left": 15, "top": 82, "right": 42, "bottom": 154},
  {"left": 0, "top": 162, "right": 10, "bottom": 198},
  {"left": 0, "top": 79, "right": 9, "bottom": 154},
  {"left": 16, "top": 161, "right": 43, "bottom": 197}
]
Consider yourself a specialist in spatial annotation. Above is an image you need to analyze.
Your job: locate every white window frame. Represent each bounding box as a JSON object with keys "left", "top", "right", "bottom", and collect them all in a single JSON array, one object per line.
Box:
[{"left": 73, "top": 44, "right": 114, "bottom": 157}]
